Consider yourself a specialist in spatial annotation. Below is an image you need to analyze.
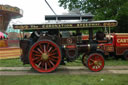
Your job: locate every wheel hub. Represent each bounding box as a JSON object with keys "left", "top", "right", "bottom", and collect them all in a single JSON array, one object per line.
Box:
[
  {"left": 42, "top": 53, "right": 49, "bottom": 60},
  {"left": 94, "top": 61, "right": 98, "bottom": 65}
]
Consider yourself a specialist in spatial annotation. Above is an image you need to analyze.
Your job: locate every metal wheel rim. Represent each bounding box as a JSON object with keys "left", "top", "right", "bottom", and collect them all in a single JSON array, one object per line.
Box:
[
  {"left": 87, "top": 53, "right": 104, "bottom": 72},
  {"left": 29, "top": 40, "right": 61, "bottom": 72}
]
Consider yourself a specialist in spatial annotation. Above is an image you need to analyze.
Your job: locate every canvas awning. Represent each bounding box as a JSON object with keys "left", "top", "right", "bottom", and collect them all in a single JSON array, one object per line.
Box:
[{"left": 13, "top": 20, "right": 118, "bottom": 31}]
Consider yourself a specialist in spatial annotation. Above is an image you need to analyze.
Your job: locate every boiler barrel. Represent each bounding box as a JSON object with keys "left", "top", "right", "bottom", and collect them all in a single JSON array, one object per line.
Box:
[{"left": 77, "top": 44, "right": 97, "bottom": 52}]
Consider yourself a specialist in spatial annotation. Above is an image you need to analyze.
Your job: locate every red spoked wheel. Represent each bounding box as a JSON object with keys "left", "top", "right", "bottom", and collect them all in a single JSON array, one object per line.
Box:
[
  {"left": 29, "top": 40, "right": 61, "bottom": 73},
  {"left": 87, "top": 53, "right": 104, "bottom": 72}
]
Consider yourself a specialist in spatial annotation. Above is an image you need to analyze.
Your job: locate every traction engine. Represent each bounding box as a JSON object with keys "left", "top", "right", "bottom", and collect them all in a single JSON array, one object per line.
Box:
[{"left": 13, "top": 15, "right": 118, "bottom": 73}]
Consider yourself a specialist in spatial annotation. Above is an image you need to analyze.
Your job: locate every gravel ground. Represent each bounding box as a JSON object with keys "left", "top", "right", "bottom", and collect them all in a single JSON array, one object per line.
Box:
[{"left": 0, "top": 66, "right": 128, "bottom": 75}]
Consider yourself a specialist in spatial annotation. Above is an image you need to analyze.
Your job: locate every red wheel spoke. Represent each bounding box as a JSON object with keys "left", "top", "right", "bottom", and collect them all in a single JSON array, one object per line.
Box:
[
  {"left": 49, "top": 58, "right": 57, "bottom": 62},
  {"left": 50, "top": 55, "right": 59, "bottom": 59},
  {"left": 32, "top": 50, "right": 41, "bottom": 54},
  {"left": 97, "top": 58, "right": 103, "bottom": 62},
  {"left": 39, "top": 44, "right": 44, "bottom": 52},
  {"left": 49, "top": 60, "right": 55, "bottom": 66},
  {"left": 96, "top": 56, "right": 101, "bottom": 60},
  {"left": 37, "top": 62, "right": 42, "bottom": 68},
  {"left": 94, "top": 56, "right": 96, "bottom": 60},
  {"left": 47, "top": 61, "right": 52, "bottom": 68},
  {"left": 32, "top": 57, "right": 40, "bottom": 61},
  {"left": 49, "top": 52, "right": 57, "bottom": 56},
  {"left": 37, "top": 48, "right": 43, "bottom": 54},
  {"left": 46, "top": 43, "right": 49, "bottom": 51},
  {"left": 49, "top": 48, "right": 57, "bottom": 54},
  {"left": 95, "top": 66, "right": 98, "bottom": 69},
  {"left": 44, "top": 45, "right": 46, "bottom": 53},
  {"left": 41, "top": 61, "right": 45, "bottom": 67},
  {"left": 33, "top": 54, "right": 41, "bottom": 57},
  {"left": 45, "top": 63, "right": 48, "bottom": 70},
  {"left": 90, "top": 59, "right": 94, "bottom": 62},
  {"left": 48, "top": 47, "right": 52, "bottom": 53},
  {"left": 97, "top": 66, "right": 101, "bottom": 69},
  {"left": 35, "top": 58, "right": 41, "bottom": 64},
  {"left": 89, "top": 63, "right": 95, "bottom": 67}
]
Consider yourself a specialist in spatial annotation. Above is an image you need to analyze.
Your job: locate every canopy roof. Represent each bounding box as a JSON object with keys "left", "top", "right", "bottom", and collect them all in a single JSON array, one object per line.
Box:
[
  {"left": 0, "top": 5, "right": 23, "bottom": 19},
  {"left": 45, "top": 15, "right": 93, "bottom": 20},
  {"left": 13, "top": 20, "right": 118, "bottom": 31},
  {"left": 0, "top": 5, "right": 23, "bottom": 32}
]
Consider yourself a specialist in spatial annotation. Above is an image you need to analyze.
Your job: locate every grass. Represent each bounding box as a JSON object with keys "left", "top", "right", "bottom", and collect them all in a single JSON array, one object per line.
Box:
[
  {"left": 67, "top": 59, "right": 128, "bottom": 66},
  {"left": 0, "top": 58, "right": 30, "bottom": 67},
  {"left": 0, "top": 58, "right": 128, "bottom": 85},
  {"left": 0, "top": 74, "right": 128, "bottom": 85},
  {"left": 0, "top": 58, "right": 128, "bottom": 67}
]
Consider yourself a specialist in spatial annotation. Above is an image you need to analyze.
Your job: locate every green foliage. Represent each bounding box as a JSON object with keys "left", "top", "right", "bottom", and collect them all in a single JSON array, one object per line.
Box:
[
  {"left": 115, "top": 2, "right": 128, "bottom": 32},
  {"left": 59, "top": 0, "right": 128, "bottom": 32}
]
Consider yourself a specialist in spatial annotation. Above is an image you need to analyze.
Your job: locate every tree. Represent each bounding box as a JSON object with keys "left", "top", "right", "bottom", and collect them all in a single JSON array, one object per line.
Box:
[
  {"left": 58, "top": 0, "right": 128, "bottom": 32},
  {"left": 115, "top": 2, "right": 128, "bottom": 33}
]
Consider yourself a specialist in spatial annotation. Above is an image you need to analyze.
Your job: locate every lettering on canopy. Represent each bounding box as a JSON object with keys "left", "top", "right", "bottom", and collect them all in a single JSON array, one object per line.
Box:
[{"left": 13, "top": 21, "right": 117, "bottom": 30}]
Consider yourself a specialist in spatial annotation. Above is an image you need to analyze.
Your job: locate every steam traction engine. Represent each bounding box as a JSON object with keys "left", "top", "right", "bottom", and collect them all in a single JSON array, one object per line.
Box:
[{"left": 13, "top": 15, "right": 118, "bottom": 72}]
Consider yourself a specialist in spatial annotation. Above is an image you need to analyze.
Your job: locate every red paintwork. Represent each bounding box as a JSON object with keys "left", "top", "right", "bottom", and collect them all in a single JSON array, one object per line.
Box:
[
  {"left": 114, "top": 34, "right": 128, "bottom": 47},
  {"left": 29, "top": 40, "right": 61, "bottom": 73},
  {"left": 66, "top": 45, "right": 76, "bottom": 49},
  {"left": 114, "top": 34, "right": 128, "bottom": 55},
  {"left": 82, "top": 35, "right": 89, "bottom": 40},
  {"left": 87, "top": 53, "right": 104, "bottom": 72},
  {"left": 99, "top": 33, "right": 128, "bottom": 55}
]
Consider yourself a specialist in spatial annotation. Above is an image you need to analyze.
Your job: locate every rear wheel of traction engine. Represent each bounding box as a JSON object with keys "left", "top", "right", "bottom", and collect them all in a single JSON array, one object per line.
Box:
[
  {"left": 82, "top": 54, "right": 88, "bottom": 67},
  {"left": 87, "top": 53, "right": 104, "bottom": 72},
  {"left": 29, "top": 40, "right": 61, "bottom": 73},
  {"left": 124, "top": 51, "right": 128, "bottom": 60}
]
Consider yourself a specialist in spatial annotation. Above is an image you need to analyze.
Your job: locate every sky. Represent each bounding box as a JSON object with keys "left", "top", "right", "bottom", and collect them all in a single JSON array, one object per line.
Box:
[{"left": 0, "top": 0, "right": 68, "bottom": 24}]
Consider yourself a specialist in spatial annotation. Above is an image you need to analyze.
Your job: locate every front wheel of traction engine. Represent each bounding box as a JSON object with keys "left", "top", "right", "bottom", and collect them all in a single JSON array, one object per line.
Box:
[
  {"left": 87, "top": 53, "right": 104, "bottom": 72},
  {"left": 29, "top": 40, "right": 61, "bottom": 73}
]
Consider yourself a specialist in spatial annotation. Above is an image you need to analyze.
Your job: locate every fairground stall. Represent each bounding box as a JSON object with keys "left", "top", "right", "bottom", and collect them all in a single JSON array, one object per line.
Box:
[{"left": 0, "top": 5, "right": 23, "bottom": 47}]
